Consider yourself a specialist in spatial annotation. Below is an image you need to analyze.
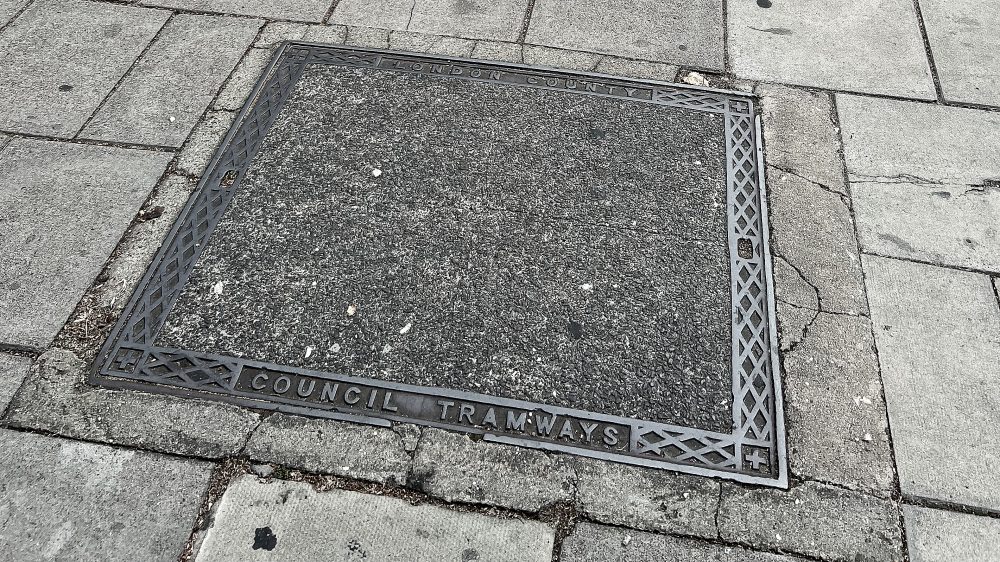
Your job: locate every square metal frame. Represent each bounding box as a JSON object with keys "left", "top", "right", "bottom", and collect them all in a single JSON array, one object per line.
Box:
[{"left": 90, "top": 42, "right": 787, "bottom": 487}]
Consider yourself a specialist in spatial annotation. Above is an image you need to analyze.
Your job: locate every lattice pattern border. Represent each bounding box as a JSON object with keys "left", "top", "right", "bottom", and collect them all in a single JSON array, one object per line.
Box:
[{"left": 91, "top": 43, "right": 787, "bottom": 487}]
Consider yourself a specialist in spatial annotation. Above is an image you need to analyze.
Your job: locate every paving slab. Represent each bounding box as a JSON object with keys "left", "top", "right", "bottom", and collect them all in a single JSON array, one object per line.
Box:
[
  {"left": 920, "top": 0, "right": 1000, "bottom": 106},
  {"left": 81, "top": 14, "right": 262, "bottom": 147},
  {"left": 0, "top": 0, "right": 169, "bottom": 137},
  {"left": 0, "top": 0, "right": 29, "bottom": 27},
  {"left": 254, "top": 22, "right": 349, "bottom": 49},
  {"left": 526, "top": 0, "right": 723, "bottom": 69},
  {"left": 5, "top": 348, "right": 260, "bottom": 458},
  {"left": 410, "top": 428, "right": 575, "bottom": 511},
  {"left": 0, "top": 139, "right": 170, "bottom": 349},
  {"left": 593, "top": 56, "right": 679, "bottom": 82},
  {"left": 904, "top": 505, "right": 1000, "bottom": 562},
  {"left": 729, "top": 0, "right": 934, "bottom": 99},
  {"left": 140, "top": 0, "right": 330, "bottom": 21},
  {"left": 175, "top": 109, "right": 237, "bottom": 177},
  {"left": 331, "top": 0, "right": 529, "bottom": 41},
  {"left": 863, "top": 255, "right": 1000, "bottom": 512},
  {"left": 194, "top": 476, "right": 555, "bottom": 561},
  {"left": 244, "top": 413, "right": 412, "bottom": 484},
  {"left": 0, "top": 429, "right": 211, "bottom": 561},
  {"left": 562, "top": 522, "right": 805, "bottom": 562},
  {"left": 572, "top": 457, "right": 719, "bottom": 537},
  {"left": 388, "top": 30, "right": 477, "bottom": 57},
  {"left": 782, "top": 312, "right": 894, "bottom": 495},
  {"left": 718, "top": 481, "right": 904, "bottom": 562},
  {"left": 839, "top": 96, "right": 1000, "bottom": 272},
  {"left": 0, "top": 352, "right": 31, "bottom": 412}
]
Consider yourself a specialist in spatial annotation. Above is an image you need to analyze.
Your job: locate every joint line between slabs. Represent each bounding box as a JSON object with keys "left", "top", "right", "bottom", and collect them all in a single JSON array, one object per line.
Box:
[
  {"left": 73, "top": 12, "right": 176, "bottom": 139},
  {"left": 910, "top": 0, "right": 945, "bottom": 103},
  {"left": 517, "top": 0, "right": 537, "bottom": 44}
]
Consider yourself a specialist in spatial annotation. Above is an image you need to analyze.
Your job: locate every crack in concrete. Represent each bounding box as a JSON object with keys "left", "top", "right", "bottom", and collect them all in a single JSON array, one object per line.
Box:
[
  {"left": 404, "top": 0, "right": 417, "bottom": 31},
  {"left": 767, "top": 163, "right": 849, "bottom": 201}
]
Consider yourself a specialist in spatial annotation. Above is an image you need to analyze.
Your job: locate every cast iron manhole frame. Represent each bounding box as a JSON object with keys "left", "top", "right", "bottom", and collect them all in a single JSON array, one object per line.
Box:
[{"left": 90, "top": 42, "right": 787, "bottom": 487}]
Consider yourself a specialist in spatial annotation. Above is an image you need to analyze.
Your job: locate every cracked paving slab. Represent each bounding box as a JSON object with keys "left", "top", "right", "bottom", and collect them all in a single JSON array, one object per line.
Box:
[
  {"left": 840, "top": 95, "right": 1000, "bottom": 272},
  {"left": 193, "top": 475, "right": 555, "bottom": 561}
]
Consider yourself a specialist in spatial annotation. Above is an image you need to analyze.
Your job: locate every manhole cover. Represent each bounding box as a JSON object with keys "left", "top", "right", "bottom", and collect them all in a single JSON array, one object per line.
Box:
[{"left": 93, "top": 43, "right": 786, "bottom": 486}]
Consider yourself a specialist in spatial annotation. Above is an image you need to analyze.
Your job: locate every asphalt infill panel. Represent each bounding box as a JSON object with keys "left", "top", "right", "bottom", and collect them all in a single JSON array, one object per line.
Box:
[{"left": 93, "top": 44, "right": 785, "bottom": 486}]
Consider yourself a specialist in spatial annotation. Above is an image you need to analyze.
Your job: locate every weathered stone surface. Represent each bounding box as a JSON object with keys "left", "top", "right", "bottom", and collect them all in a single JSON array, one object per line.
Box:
[
  {"left": 141, "top": 0, "right": 329, "bottom": 21},
  {"left": 212, "top": 48, "right": 272, "bottom": 112},
  {"left": 254, "top": 22, "right": 349, "bottom": 49},
  {"left": 839, "top": 96, "right": 1000, "bottom": 272},
  {"left": 863, "top": 255, "right": 1000, "bottom": 511},
  {"left": 5, "top": 349, "right": 259, "bottom": 458},
  {"left": 775, "top": 302, "right": 815, "bottom": 353},
  {"left": 718, "top": 481, "right": 904, "bottom": 562},
  {"left": 344, "top": 25, "right": 390, "bottom": 48},
  {"left": 522, "top": 44, "right": 600, "bottom": 71},
  {"left": 920, "top": 0, "right": 1000, "bottom": 106},
  {"left": 0, "top": 139, "right": 171, "bottom": 348},
  {"left": 0, "top": 0, "right": 29, "bottom": 26},
  {"left": 783, "top": 313, "right": 894, "bottom": 495},
  {"left": 772, "top": 256, "right": 819, "bottom": 311},
  {"left": 0, "top": 429, "right": 211, "bottom": 561},
  {"left": 729, "top": 0, "right": 933, "bottom": 98},
  {"left": 904, "top": 505, "right": 1000, "bottom": 562},
  {"left": 562, "top": 522, "right": 805, "bottom": 562},
  {"left": 82, "top": 14, "right": 260, "bottom": 147},
  {"left": 471, "top": 40, "right": 523, "bottom": 63},
  {"left": 757, "top": 84, "right": 846, "bottom": 195},
  {"left": 331, "top": 0, "right": 529, "bottom": 41},
  {"left": 768, "top": 170, "right": 866, "bottom": 316},
  {"left": 594, "top": 56, "right": 679, "bottom": 82},
  {"left": 527, "top": 0, "right": 723, "bottom": 69},
  {"left": 411, "top": 428, "right": 574, "bottom": 511},
  {"left": 175, "top": 109, "right": 237, "bottom": 177},
  {"left": 0, "top": 0, "right": 168, "bottom": 136},
  {"left": 0, "top": 353, "right": 31, "bottom": 412},
  {"left": 245, "top": 413, "right": 411, "bottom": 485},
  {"left": 388, "top": 30, "right": 476, "bottom": 56},
  {"left": 573, "top": 458, "right": 719, "bottom": 538},
  {"left": 195, "top": 476, "right": 555, "bottom": 561}
]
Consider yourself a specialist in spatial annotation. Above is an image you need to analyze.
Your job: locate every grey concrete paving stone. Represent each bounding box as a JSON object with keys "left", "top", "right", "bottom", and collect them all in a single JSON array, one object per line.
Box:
[
  {"left": 140, "top": 0, "right": 330, "bottom": 22},
  {"left": 526, "top": 0, "right": 723, "bottom": 69},
  {"left": 782, "top": 312, "right": 894, "bottom": 495},
  {"left": 344, "top": 25, "right": 390, "bottom": 48},
  {"left": 0, "top": 0, "right": 169, "bottom": 137},
  {"left": 839, "top": 96, "right": 1000, "bottom": 272},
  {"left": 0, "top": 139, "right": 171, "bottom": 348},
  {"left": 5, "top": 349, "right": 260, "bottom": 458},
  {"left": 863, "top": 255, "right": 1000, "bottom": 512},
  {"left": 0, "top": 0, "right": 29, "bottom": 27},
  {"left": 331, "top": 0, "right": 529, "bottom": 41},
  {"left": 562, "top": 522, "right": 806, "bottom": 562},
  {"left": 772, "top": 256, "right": 820, "bottom": 312},
  {"left": 411, "top": 428, "right": 574, "bottom": 511},
  {"left": 522, "top": 44, "right": 600, "bottom": 71},
  {"left": 775, "top": 302, "right": 815, "bottom": 353},
  {"left": 768, "top": 170, "right": 867, "bottom": 316},
  {"left": 718, "top": 480, "right": 904, "bottom": 562},
  {"left": 729, "top": 0, "right": 934, "bottom": 98},
  {"left": 919, "top": 0, "right": 1000, "bottom": 106},
  {"left": 175, "top": 109, "right": 237, "bottom": 177},
  {"left": 388, "top": 30, "right": 476, "bottom": 56},
  {"left": 757, "top": 84, "right": 846, "bottom": 195},
  {"left": 572, "top": 457, "right": 719, "bottom": 538},
  {"left": 0, "top": 429, "right": 212, "bottom": 561},
  {"left": 0, "top": 353, "right": 31, "bottom": 412},
  {"left": 593, "top": 56, "right": 679, "bottom": 82},
  {"left": 213, "top": 48, "right": 273, "bottom": 112},
  {"left": 244, "top": 413, "right": 411, "bottom": 484},
  {"left": 254, "top": 22, "right": 349, "bottom": 49},
  {"left": 195, "top": 476, "right": 555, "bottom": 561},
  {"left": 81, "top": 14, "right": 262, "bottom": 147},
  {"left": 903, "top": 505, "right": 1000, "bottom": 562},
  {"left": 471, "top": 40, "right": 523, "bottom": 63}
]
